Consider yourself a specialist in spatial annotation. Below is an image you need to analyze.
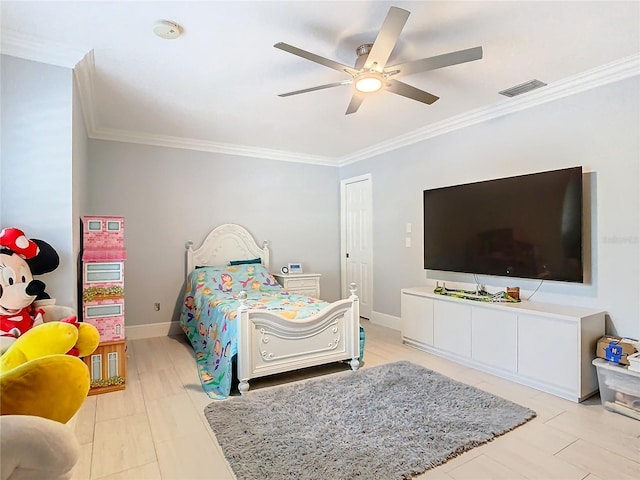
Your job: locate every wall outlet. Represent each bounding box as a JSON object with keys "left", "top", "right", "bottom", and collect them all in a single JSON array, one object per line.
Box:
[{"left": 154, "top": 303, "right": 160, "bottom": 311}]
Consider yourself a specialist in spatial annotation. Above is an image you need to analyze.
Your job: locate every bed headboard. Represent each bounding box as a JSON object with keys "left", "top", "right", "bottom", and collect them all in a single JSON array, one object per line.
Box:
[{"left": 185, "top": 224, "right": 269, "bottom": 279}]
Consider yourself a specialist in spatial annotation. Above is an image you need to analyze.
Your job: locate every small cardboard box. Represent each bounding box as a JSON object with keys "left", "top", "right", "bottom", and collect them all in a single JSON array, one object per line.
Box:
[{"left": 596, "top": 335, "right": 638, "bottom": 366}]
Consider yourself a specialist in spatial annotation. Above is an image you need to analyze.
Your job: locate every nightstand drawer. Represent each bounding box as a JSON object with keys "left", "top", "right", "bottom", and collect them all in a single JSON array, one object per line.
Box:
[
  {"left": 286, "top": 278, "right": 317, "bottom": 289},
  {"left": 290, "top": 288, "right": 319, "bottom": 298}
]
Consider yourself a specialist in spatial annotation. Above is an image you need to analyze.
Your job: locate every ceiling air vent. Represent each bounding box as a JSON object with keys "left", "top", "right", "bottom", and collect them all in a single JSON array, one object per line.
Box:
[{"left": 499, "top": 79, "right": 547, "bottom": 97}]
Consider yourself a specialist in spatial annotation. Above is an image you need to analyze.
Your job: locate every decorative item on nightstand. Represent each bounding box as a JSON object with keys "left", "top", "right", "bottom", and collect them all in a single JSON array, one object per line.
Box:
[
  {"left": 80, "top": 215, "right": 127, "bottom": 395},
  {"left": 288, "top": 262, "right": 303, "bottom": 274}
]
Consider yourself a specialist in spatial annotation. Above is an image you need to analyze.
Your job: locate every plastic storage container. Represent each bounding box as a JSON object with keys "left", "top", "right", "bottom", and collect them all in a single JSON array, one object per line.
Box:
[{"left": 592, "top": 358, "right": 640, "bottom": 420}]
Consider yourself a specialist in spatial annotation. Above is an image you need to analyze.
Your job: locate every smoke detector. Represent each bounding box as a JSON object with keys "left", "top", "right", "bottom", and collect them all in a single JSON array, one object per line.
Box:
[{"left": 153, "top": 20, "right": 182, "bottom": 40}]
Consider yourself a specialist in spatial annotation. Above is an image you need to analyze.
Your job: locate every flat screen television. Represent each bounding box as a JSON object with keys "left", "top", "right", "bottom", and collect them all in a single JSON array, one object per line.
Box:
[{"left": 423, "top": 166, "right": 583, "bottom": 283}]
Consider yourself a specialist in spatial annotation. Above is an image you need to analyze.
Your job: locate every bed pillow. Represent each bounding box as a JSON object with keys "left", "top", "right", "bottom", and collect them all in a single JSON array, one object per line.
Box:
[
  {"left": 193, "top": 264, "right": 282, "bottom": 293},
  {"left": 229, "top": 257, "right": 262, "bottom": 266}
]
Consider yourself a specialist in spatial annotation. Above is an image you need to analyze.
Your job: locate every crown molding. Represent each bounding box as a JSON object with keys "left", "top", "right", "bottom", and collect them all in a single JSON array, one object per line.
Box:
[
  {"left": 73, "top": 50, "right": 98, "bottom": 135},
  {"left": 336, "top": 53, "right": 640, "bottom": 166},
  {"left": 90, "top": 53, "right": 637, "bottom": 167},
  {"left": 90, "top": 127, "right": 339, "bottom": 166},
  {"left": 2, "top": 25, "right": 335, "bottom": 166},
  {"left": 0, "top": 28, "right": 89, "bottom": 68}
]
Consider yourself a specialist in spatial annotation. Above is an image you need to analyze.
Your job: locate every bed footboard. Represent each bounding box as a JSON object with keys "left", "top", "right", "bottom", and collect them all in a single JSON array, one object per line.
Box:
[{"left": 236, "top": 284, "right": 360, "bottom": 394}]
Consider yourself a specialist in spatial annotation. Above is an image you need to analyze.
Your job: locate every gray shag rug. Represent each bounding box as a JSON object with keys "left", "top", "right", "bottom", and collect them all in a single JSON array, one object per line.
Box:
[{"left": 204, "top": 361, "right": 536, "bottom": 480}]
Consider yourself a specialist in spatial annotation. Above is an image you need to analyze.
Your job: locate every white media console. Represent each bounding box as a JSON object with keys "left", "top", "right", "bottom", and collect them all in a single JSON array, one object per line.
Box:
[{"left": 401, "top": 287, "right": 605, "bottom": 402}]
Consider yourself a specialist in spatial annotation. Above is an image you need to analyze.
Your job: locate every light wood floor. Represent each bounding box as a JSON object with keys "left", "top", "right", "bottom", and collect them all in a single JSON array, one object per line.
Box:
[{"left": 70, "top": 320, "right": 640, "bottom": 480}]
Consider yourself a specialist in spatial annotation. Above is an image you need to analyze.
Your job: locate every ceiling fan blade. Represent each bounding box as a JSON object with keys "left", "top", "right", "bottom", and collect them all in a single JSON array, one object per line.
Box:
[
  {"left": 364, "top": 6, "right": 410, "bottom": 71},
  {"left": 345, "top": 93, "right": 365, "bottom": 115},
  {"left": 385, "top": 80, "right": 439, "bottom": 105},
  {"left": 274, "top": 42, "right": 358, "bottom": 76},
  {"left": 278, "top": 80, "right": 353, "bottom": 97},
  {"left": 388, "top": 46, "right": 483, "bottom": 77}
]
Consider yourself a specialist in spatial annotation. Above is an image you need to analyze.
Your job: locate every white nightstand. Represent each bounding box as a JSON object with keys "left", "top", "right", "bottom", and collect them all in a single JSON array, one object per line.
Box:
[{"left": 273, "top": 273, "right": 321, "bottom": 298}]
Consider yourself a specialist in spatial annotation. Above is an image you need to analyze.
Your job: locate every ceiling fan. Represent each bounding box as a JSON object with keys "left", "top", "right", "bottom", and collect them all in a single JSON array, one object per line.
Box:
[{"left": 274, "top": 6, "right": 483, "bottom": 115}]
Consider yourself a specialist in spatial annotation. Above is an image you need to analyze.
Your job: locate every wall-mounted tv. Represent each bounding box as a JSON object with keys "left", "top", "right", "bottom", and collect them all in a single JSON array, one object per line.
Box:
[{"left": 423, "top": 166, "right": 583, "bottom": 283}]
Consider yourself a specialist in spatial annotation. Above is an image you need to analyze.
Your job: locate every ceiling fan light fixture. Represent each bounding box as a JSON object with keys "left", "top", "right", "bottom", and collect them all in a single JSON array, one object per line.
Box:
[
  {"left": 274, "top": 6, "right": 483, "bottom": 114},
  {"left": 354, "top": 73, "right": 383, "bottom": 93}
]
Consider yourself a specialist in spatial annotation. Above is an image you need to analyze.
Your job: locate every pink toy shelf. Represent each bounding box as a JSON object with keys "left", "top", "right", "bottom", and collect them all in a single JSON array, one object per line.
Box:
[{"left": 81, "top": 216, "right": 126, "bottom": 342}]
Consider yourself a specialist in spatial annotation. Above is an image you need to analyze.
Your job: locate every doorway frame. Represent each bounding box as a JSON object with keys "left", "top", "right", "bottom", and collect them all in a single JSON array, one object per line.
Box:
[{"left": 340, "top": 173, "right": 373, "bottom": 316}]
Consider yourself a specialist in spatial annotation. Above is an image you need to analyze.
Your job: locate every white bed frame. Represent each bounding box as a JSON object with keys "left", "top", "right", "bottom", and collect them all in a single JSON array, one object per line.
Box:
[{"left": 185, "top": 224, "right": 360, "bottom": 394}]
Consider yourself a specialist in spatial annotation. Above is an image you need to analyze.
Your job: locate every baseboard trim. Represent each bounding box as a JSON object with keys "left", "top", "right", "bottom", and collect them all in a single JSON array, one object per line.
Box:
[
  {"left": 126, "top": 321, "right": 183, "bottom": 340},
  {"left": 369, "top": 311, "right": 400, "bottom": 331}
]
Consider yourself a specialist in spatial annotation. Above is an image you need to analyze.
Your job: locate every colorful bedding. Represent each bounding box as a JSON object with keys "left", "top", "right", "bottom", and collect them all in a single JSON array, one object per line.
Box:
[{"left": 179, "top": 263, "right": 329, "bottom": 399}]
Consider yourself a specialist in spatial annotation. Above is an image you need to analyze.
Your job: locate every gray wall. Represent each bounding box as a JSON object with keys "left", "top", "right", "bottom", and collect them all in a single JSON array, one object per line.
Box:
[
  {"left": 0, "top": 55, "right": 79, "bottom": 309},
  {"left": 87, "top": 140, "right": 341, "bottom": 327},
  {"left": 341, "top": 76, "right": 640, "bottom": 338}
]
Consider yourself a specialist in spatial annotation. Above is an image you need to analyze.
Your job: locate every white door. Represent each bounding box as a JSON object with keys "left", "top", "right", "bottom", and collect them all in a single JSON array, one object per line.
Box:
[{"left": 341, "top": 174, "right": 373, "bottom": 319}]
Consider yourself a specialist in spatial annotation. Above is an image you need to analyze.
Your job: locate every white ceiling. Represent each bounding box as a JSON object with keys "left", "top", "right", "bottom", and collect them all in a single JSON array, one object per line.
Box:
[{"left": 2, "top": 1, "right": 639, "bottom": 165}]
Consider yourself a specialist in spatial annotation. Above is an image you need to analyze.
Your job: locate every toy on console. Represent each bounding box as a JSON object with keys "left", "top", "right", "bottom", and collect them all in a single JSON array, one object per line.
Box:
[{"left": 0, "top": 227, "right": 60, "bottom": 354}]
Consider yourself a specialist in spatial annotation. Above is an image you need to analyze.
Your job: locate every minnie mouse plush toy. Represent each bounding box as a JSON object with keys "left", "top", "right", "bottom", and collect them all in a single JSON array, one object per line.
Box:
[{"left": 0, "top": 227, "right": 60, "bottom": 353}]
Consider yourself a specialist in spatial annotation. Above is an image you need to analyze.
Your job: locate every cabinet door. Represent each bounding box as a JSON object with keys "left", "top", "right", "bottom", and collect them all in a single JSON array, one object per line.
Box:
[
  {"left": 401, "top": 293, "right": 434, "bottom": 346},
  {"left": 471, "top": 307, "right": 517, "bottom": 372},
  {"left": 84, "top": 262, "right": 124, "bottom": 283},
  {"left": 434, "top": 301, "right": 471, "bottom": 358},
  {"left": 518, "top": 314, "right": 578, "bottom": 392}
]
